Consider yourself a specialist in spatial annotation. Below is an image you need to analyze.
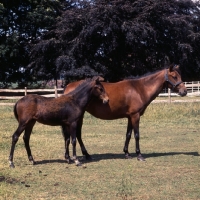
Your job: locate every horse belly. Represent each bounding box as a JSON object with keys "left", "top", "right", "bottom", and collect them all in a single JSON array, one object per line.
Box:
[
  {"left": 35, "top": 106, "right": 68, "bottom": 126},
  {"left": 86, "top": 101, "right": 128, "bottom": 120}
]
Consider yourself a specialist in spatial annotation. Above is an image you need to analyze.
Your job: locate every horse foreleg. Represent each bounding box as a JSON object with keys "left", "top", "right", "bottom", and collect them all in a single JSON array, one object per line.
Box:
[
  {"left": 62, "top": 125, "right": 71, "bottom": 164},
  {"left": 76, "top": 116, "right": 92, "bottom": 160},
  {"left": 132, "top": 115, "right": 145, "bottom": 161},
  {"left": 123, "top": 118, "right": 133, "bottom": 159},
  {"left": 23, "top": 120, "right": 36, "bottom": 165},
  {"left": 9, "top": 125, "right": 25, "bottom": 168}
]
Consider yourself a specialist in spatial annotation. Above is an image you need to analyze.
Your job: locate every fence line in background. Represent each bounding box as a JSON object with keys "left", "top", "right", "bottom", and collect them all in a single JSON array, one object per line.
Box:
[
  {"left": 0, "top": 82, "right": 199, "bottom": 102},
  {"left": 0, "top": 86, "right": 63, "bottom": 99},
  {"left": 159, "top": 81, "right": 200, "bottom": 96}
]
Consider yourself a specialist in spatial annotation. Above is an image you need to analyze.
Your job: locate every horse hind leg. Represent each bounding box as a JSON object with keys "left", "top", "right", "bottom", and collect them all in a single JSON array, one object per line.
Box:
[
  {"left": 9, "top": 124, "right": 26, "bottom": 168},
  {"left": 23, "top": 120, "right": 36, "bottom": 165},
  {"left": 131, "top": 115, "right": 145, "bottom": 161},
  {"left": 62, "top": 125, "right": 72, "bottom": 164},
  {"left": 76, "top": 117, "right": 92, "bottom": 160},
  {"left": 123, "top": 118, "right": 133, "bottom": 159}
]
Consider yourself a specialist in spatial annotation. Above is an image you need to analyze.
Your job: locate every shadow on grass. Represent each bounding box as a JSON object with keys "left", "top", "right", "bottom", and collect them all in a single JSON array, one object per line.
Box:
[
  {"left": 89, "top": 151, "right": 199, "bottom": 162},
  {"left": 35, "top": 159, "right": 67, "bottom": 165},
  {"left": 35, "top": 151, "right": 199, "bottom": 165}
]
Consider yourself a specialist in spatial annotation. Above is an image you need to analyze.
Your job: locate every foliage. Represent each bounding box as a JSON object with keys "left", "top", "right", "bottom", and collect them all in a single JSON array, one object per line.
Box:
[
  {"left": 1, "top": 0, "right": 200, "bottom": 86},
  {"left": 29, "top": 0, "right": 200, "bottom": 82},
  {"left": 0, "top": 0, "right": 68, "bottom": 87}
]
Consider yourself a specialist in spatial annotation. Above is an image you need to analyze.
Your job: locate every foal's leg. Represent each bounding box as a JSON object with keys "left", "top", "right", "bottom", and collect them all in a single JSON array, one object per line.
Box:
[
  {"left": 23, "top": 120, "right": 36, "bottom": 165},
  {"left": 70, "top": 122, "right": 81, "bottom": 166},
  {"left": 76, "top": 116, "right": 92, "bottom": 160},
  {"left": 123, "top": 118, "right": 133, "bottom": 159},
  {"left": 9, "top": 124, "right": 26, "bottom": 168},
  {"left": 61, "top": 125, "right": 71, "bottom": 164},
  {"left": 131, "top": 115, "right": 145, "bottom": 161}
]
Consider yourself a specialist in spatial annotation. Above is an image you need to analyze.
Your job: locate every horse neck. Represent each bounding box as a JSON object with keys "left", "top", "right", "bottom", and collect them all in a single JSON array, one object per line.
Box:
[
  {"left": 140, "top": 70, "right": 166, "bottom": 103},
  {"left": 71, "top": 81, "right": 94, "bottom": 108}
]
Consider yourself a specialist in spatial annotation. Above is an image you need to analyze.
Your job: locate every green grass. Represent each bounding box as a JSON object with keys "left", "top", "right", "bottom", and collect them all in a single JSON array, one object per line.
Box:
[{"left": 0, "top": 102, "right": 200, "bottom": 200}]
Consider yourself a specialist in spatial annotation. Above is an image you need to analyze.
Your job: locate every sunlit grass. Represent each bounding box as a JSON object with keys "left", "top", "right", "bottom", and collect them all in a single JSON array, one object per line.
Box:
[{"left": 0, "top": 102, "right": 200, "bottom": 200}]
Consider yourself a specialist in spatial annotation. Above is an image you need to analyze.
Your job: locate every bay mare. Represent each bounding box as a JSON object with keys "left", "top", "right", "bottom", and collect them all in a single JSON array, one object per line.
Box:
[
  {"left": 64, "top": 65, "right": 187, "bottom": 161},
  {"left": 9, "top": 76, "right": 109, "bottom": 168}
]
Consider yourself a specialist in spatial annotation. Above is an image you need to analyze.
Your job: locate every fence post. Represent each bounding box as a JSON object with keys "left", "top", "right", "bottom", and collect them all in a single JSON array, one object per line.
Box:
[
  {"left": 25, "top": 87, "right": 27, "bottom": 96},
  {"left": 192, "top": 82, "right": 193, "bottom": 93},
  {"left": 168, "top": 88, "right": 171, "bottom": 103},
  {"left": 55, "top": 86, "right": 58, "bottom": 98}
]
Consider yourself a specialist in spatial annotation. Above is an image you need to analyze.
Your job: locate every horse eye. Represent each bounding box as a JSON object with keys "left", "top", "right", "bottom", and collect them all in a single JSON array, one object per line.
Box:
[
  {"left": 173, "top": 76, "right": 177, "bottom": 80},
  {"left": 99, "top": 87, "right": 103, "bottom": 92}
]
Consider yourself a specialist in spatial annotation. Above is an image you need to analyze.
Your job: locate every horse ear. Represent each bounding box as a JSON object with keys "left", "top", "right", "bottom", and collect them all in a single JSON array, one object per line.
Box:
[
  {"left": 93, "top": 76, "right": 104, "bottom": 82},
  {"left": 174, "top": 65, "right": 180, "bottom": 70},
  {"left": 97, "top": 76, "right": 104, "bottom": 82},
  {"left": 169, "top": 64, "right": 174, "bottom": 72}
]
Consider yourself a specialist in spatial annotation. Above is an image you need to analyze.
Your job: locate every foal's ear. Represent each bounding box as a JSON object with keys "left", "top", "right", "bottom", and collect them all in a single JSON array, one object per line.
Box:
[
  {"left": 173, "top": 65, "right": 180, "bottom": 71},
  {"left": 98, "top": 76, "right": 104, "bottom": 82},
  {"left": 93, "top": 76, "right": 104, "bottom": 82}
]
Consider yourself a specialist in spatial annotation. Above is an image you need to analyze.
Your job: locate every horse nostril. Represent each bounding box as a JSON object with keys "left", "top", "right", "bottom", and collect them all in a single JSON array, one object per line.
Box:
[{"left": 179, "top": 90, "right": 187, "bottom": 97}]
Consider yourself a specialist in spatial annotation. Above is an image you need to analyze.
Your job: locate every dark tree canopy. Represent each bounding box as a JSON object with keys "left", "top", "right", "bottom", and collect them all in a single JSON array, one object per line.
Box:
[
  {"left": 1, "top": 0, "right": 200, "bottom": 87},
  {"left": 29, "top": 0, "right": 200, "bottom": 82},
  {"left": 0, "top": 0, "right": 67, "bottom": 87}
]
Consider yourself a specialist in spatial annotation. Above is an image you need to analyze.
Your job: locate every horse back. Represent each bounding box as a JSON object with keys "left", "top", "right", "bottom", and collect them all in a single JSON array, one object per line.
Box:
[
  {"left": 15, "top": 94, "right": 46, "bottom": 118},
  {"left": 65, "top": 80, "right": 144, "bottom": 120}
]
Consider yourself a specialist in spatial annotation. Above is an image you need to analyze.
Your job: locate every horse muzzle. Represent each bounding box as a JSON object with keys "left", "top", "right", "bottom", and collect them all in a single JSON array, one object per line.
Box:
[
  {"left": 102, "top": 96, "right": 109, "bottom": 104},
  {"left": 179, "top": 89, "right": 187, "bottom": 97}
]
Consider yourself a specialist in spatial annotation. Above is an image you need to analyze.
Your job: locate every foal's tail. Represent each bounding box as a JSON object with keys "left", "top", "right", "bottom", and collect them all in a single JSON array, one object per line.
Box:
[{"left": 13, "top": 102, "right": 19, "bottom": 121}]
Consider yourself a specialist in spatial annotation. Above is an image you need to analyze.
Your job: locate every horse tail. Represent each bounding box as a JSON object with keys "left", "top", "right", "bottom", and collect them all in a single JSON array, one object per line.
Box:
[{"left": 13, "top": 102, "right": 19, "bottom": 121}]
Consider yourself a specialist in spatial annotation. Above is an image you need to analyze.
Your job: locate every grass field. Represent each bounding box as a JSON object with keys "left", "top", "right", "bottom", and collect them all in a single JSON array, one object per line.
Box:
[{"left": 0, "top": 101, "right": 200, "bottom": 200}]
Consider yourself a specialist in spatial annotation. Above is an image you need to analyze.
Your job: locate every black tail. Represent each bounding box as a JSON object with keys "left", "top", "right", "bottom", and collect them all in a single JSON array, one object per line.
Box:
[{"left": 13, "top": 102, "right": 18, "bottom": 121}]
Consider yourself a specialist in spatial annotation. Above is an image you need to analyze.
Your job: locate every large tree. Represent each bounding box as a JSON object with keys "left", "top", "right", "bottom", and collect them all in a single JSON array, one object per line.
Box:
[
  {"left": 0, "top": 0, "right": 67, "bottom": 87},
  {"left": 29, "top": 0, "right": 200, "bottom": 82}
]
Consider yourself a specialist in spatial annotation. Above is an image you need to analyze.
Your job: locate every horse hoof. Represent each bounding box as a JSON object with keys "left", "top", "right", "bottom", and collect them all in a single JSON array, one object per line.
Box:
[
  {"left": 32, "top": 161, "right": 36, "bottom": 165},
  {"left": 75, "top": 160, "right": 82, "bottom": 166},
  {"left": 9, "top": 161, "right": 15, "bottom": 168},
  {"left": 137, "top": 155, "right": 145, "bottom": 161},
  {"left": 125, "top": 153, "right": 132, "bottom": 159},
  {"left": 66, "top": 158, "right": 72, "bottom": 164}
]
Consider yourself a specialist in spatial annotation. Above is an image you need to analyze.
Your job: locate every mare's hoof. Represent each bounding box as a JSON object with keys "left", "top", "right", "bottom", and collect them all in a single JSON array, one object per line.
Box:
[
  {"left": 137, "top": 155, "right": 145, "bottom": 161},
  {"left": 31, "top": 160, "right": 36, "bottom": 165},
  {"left": 28, "top": 156, "right": 36, "bottom": 165},
  {"left": 125, "top": 153, "right": 132, "bottom": 159}
]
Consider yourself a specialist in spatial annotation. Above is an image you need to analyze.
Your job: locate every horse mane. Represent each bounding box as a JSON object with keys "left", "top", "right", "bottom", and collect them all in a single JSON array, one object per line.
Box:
[
  {"left": 124, "top": 65, "right": 180, "bottom": 80},
  {"left": 64, "top": 78, "right": 92, "bottom": 96},
  {"left": 124, "top": 68, "right": 165, "bottom": 80}
]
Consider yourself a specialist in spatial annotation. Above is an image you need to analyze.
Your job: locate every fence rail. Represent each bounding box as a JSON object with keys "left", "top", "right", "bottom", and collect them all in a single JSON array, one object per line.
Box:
[
  {"left": 0, "top": 82, "right": 199, "bottom": 101},
  {"left": 159, "top": 81, "right": 200, "bottom": 97},
  {"left": 0, "top": 86, "right": 63, "bottom": 99}
]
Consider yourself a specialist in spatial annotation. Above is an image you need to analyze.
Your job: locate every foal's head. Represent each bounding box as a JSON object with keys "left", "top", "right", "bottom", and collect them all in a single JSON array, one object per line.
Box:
[
  {"left": 91, "top": 76, "right": 109, "bottom": 104},
  {"left": 166, "top": 65, "right": 187, "bottom": 96}
]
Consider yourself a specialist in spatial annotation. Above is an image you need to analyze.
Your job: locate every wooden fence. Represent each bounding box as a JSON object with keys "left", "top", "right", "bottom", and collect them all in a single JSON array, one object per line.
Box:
[
  {"left": 159, "top": 81, "right": 200, "bottom": 97},
  {"left": 0, "top": 86, "right": 63, "bottom": 100},
  {"left": 0, "top": 82, "right": 199, "bottom": 101}
]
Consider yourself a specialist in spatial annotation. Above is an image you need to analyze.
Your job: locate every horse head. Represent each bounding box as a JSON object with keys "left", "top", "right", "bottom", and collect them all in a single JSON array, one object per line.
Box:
[
  {"left": 91, "top": 76, "right": 109, "bottom": 104},
  {"left": 166, "top": 65, "right": 187, "bottom": 97}
]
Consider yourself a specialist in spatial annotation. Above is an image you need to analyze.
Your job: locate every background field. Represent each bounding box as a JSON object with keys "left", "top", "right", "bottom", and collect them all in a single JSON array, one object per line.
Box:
[{"left": 0, "top": 101, "right": 200, "bottom": 200}]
